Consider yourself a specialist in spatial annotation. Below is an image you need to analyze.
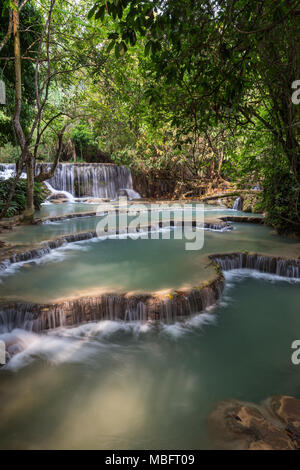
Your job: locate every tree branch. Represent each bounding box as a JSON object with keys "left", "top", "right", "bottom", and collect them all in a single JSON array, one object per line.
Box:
[
  {"left": 35, "top": 122, "right": 71, "bottom": 182},
  {"left": 0, "top": 8, "right": 12, "bottom": 52}
]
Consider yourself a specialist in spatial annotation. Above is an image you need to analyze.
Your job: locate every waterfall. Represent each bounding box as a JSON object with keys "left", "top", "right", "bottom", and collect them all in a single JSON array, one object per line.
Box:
[
  {"left": 0, "top": 163, "right": 26, "bottom": 180},
  {"left": 233, "top": 197, "right": 243, "bottom": 211},
  {"left": 44, "top": 181, "right": 75, "bottom": 202},
  {"left": 210, "top": 253, "right": 300, "bottom": 279},
  {"left": 118, "top": 188, "right": 141, "bottom": 200},
  {"left": 38, "top": 163, "right": 137, "bottom": 199},
  {"left": 0, "top": 276, "right": 224, "bottom": 333},
  {"left": 0, "top": 163, "right": 140, "bottom": 201},
  {"left": 0, "top": 221, "right": 233, "bottom": 275},
  {"left": 1, "top": 250, "right": 300, "bottom": 336}
]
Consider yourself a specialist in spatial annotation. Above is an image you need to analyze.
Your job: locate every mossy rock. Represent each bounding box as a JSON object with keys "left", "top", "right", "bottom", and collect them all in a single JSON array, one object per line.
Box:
[{"left": 243, "top": 194, "right": 262, "bottom": 213}]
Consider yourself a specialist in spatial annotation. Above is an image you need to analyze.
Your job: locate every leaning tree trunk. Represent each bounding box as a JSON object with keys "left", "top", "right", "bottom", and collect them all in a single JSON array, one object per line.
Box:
[
  {"left": 24, "top": 156, "right": 35, "bottom": 222},
  {"left": 10, "top": 0, "right": 35, "bottom": 222},
  {"left": 11, "top": 0, "right": 35, "bottom": 223}
]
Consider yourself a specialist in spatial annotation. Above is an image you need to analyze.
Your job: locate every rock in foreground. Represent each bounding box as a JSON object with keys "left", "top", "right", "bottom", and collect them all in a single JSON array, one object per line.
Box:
[{"left": 208, "top": 395, "right": 300, "bottom": 450}]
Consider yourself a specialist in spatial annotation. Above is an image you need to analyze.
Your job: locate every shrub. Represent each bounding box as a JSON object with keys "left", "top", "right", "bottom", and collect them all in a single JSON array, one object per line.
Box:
[
  {"left": 263, "top": 155, "right": 300, "bottom": 236},
  {"left": 0, "top": 179, "right": 47, "bottom": 218}
]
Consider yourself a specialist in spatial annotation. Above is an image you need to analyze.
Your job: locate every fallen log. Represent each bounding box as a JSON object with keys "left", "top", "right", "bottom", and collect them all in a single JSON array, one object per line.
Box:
[{"left": 200, "top": 190, "right": 262, "bottom": 202}]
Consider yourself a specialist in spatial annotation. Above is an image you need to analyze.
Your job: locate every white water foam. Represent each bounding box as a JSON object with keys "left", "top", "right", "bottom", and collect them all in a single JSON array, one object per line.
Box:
[
  {"left": 1, "top": 314, "right": 217, "bottom": 370},
  {"left": 0, "top": 168, "right": 26, "bottom": 180},
  {"left": 0, "top": 328, "right": 100, "bottom": 371},
  {"left": 223, "top": 269, "right": 300, "bottom": 284},
  {"left": 44, "top": 181, "right": 75, "bottom": 203},
  {"left": 0, "top": 241, "right": 91, "bottom": 281},
  {"left": 161, "top": 312, "right": 217, "bottom": 339}
]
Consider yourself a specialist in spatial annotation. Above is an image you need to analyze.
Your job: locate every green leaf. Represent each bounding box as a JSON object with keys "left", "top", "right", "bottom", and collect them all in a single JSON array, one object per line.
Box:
[
  {"left": 95, "top": 5, "right": 106, "bottom": 20},
  {"left": 108, "top": 32, "right": 119, "bottom": 40},
  {"left": 88, "top": 4, "right": 98, "bottom": 19},
  {"left": 115, "top": 42, "right": 121, "bottom": 58},
  {"left": 145, "top": 40, "right": 152, "bottom": 56},
  {"left": 106, "top": 40, "right": 115, "bottom": 53},
  {"left": 115, "top": 41, "right": 127, "bottom": 57},
  {"left": 120, "top": 41, "right": 127, "bottom": 55}
]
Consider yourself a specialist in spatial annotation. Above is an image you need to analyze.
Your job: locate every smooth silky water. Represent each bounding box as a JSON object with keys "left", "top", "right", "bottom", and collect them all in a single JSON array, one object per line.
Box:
[
  {"left": 0, "top": 219, "right": 299, "bottom": 303},
  {"left": 35, "top": 202, "right": 101, "bottom": 218},
  {"left": 35, "top": 201, "right": 249, "bottom": 219},
  {"left": 2, "top": 214, "right": 107, "bottom": 245},
  {"left": 0, "top": 202, "right": 299, "bottom": 449},
  {"left": 2, "top": 203, "right": 260, "bottom": 246},
  {"left": 0, "top": 272, "right": 300, "bottom": 449}
]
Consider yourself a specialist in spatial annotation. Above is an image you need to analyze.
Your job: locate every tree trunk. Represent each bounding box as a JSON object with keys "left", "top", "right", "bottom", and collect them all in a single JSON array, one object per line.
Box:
[
  {"left": 73, "top": 142, "right": 76, "bottom": 162},
  {"left": 217, "top": 150, "right": 224, "bottom": 178},
  {"left": 8, "top": 0, "right": 34, "bottom": 223},
  {"left": 23, "top": 156, "right": 35, "bottom": 222},
  {"left": 13, "top": 1, "right": 22, "bottom": 144}
]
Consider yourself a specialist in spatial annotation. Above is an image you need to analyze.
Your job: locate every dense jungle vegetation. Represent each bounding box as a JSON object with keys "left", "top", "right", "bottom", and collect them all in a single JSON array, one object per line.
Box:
[{"left": 0, "top": 0, "right": 300, "bottom": 233}]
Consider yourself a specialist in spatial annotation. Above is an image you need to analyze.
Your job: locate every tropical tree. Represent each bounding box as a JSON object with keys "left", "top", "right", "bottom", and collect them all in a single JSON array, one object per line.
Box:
[
  {"left": 0, "top": 0, "right": 108, "bottom": 220},
  {"left": 90, "top": 0, "right": 300, "bottom": 232}
]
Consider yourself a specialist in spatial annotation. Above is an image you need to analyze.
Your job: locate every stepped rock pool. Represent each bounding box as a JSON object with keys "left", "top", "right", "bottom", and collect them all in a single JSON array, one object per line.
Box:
[
  {"left": 0, "top": 202, "right": 299, "bottom": 449},
  {"left": 0, "top": 272, "right": 300, "bottom": 449},
  {"left": 0, "top": 220, "right": 299, "bottom": 303},
  {"left": 1, "top": 202, "right": 252, "bottom": 245}
]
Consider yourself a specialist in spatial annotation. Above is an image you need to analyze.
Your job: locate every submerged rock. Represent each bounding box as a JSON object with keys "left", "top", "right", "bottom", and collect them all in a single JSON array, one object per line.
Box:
[
  {"left": 51, "top": 198, "right": 70, "bottom": 204},
  {"left": 269, "top": 395, "right": 300, "bottom": 432},
  {"left": 84, "top": 198, "right": 110, "bottom": 203},
  {"left": 48, "top": 193, "right": 69, "bottom": 201},
  {"left": 208, "top": 396, "right": 300, "bottom": 450},
  {"left": 219, "top": 216, "right": 264, "bottom": 224}
]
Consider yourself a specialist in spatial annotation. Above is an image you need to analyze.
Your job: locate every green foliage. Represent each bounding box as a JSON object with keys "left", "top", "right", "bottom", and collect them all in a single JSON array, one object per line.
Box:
[
  {"left": 0, "top": 1, "right": 299, "bottom": 233},
  {"left": 0, "top": 3, "right": 42, "bottom": 145},
  {"left": 89, "top": 0, "right": 158, "bottom": 58},
  {"left": 263, "top": 151, "right": 300, "bottom": 236},
  {"left": 88, "top": 0, "right": 300, "bottom": 233},
  {"left": 71, "top": 123, "right": 96, "bottom": 149},
  {"left": 0, "top": 179, "right": 47, "bottom": 218}
]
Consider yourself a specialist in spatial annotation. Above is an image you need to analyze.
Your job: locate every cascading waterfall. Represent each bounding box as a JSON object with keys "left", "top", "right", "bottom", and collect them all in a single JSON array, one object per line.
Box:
[
  {"left": 0, "top": 276, "right": 224, "bottom": 333},
  {"left": 0, "top": 220, "right": 232, "bottom": 274},
  {"left": 1, "top": 250, "right": 300, "bottom": 346},
  {"left": 118, "top": 188, "right": 141, "bottom": 200},
  {"left": 210, "top": 253, "right": 300, "bottom": 279},
  {"left": 39, "top": 163, "right": 137, "bottom": 199},
  {"left": 0, "top": 162, "right": 141, "bottom": 201},
  {"left": 233, "top": 197, "right": 243, "bottom": 211},
  {"left": 44, "top": 181, "right": 75, "bottom": 202},
  {"left": 0, "top": 163, "right": 26, "bottom": 180}
]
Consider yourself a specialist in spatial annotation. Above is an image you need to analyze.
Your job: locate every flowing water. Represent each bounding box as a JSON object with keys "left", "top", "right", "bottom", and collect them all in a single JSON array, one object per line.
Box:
[
  {"left": 36, "top": 201, "right": 101, "bottom": 218},
  {"left": 0, "top": 194, "right": 299, "bottom": 449},
  {"left": 1, "top": 220, "right": 299, "bottom": 303},
  {"left": 0, "top": 163, "right": 136, "bottom": 199},
  {"left": 3, "top": 203, "right": 260, "bottom": 246},
  {"left": 233, "top": 196, "right": 243, "bottom": 211},
  {"left": 0, "top": 272, "right": 300, "bottom": 449},
  {"left": 45, "top": 163, "right": 134, "bottom": 198}
]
